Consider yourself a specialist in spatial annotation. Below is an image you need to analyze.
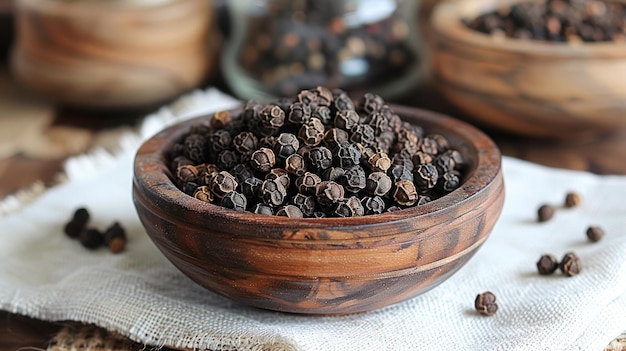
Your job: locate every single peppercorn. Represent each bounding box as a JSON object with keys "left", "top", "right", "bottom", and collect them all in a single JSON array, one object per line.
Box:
[
  {"left": 176, "top": 164, "right": 199, "bottom": 183},
  {"left": 334, "top": 110, "right": 359, "bottom": 130},
  {"left": 333, "top": 141, "right": 361, "bottom": 169},
  {"left": 350, "top": 124, "right": 376, "bottom": 147},
  {"left": 342, "top": 166, "right": 367, "bottom": 193},
  {"left": 312, "top": 106, "right": 333, "bottom": 126},
  {"left": 358, "top": 92, "right": 384, "bottom": 115},
  {"left": 182, "top": 182, "right": 198, "bottom": 196},
  {"left": 183, "top": 134, "right": 207, "bottom": 164},
  {"left": 288, "top": 101, "right": 312, "bottom": 126},
  {"left": 420, "top": 136, "right": 440, "bottom": 156},
  {"left": 316, "top": 181, "right": 345, "bottom": 206},
  {"left": 221, "top": 191, "right": 247, "bottom": 212},
  {"left": 231, "top": 164, "right": 255, "bottom": 184},
  {"left": 210, "top": 171, "right": 238, "bottom": 198},
  {"left": 79, "top": 228, "right": 104, "bottom": 250},
  {"left": 323, "top": 128, "right": 349, "bottom": 151},
  {"left": 389, "top": 164, "right": 414, "bottom": 183},
  {"left": 394, "top": 180, "right": 419, "bottom": 206},
  {"left": 64, "top": 208, "right": 90, "bottom": 239},
  {"left": 266, "top": 168, "right": 291, "bottom": 189},
  {"left": 475, "top": 291, "right": 498, "bottom": 316},
  {"left": 536, "top": 254, "right": 559, "bottom": 275},
  {"left": 211, "top": 110, "right": 233, "bottom": 129},
  {"left": 252, "top": 203, "right": 274, "bottom": 216},
  {"left": 365, "top": 172, "right": 392, "bottom": 197},
  {"left": 260, "top": 104, "right": 286, "bottom": 130},
  {"left": 560, "top": 252, "right": 582, "bottom": 277},
  {"left": 322, "top": 167, "right": 346, "bottom": 182},
  {"left": 290, "top": 193, "right": 316, "bottom": 217},
  {"left": 414, "top": 164, "right": 439, "bottom": 190},
  {"left": 312, "top": 86, "right": 333, "bottom": 107},
  {"left": 334, "top": 196, "right": 365, "bottom": 217},
  {"left": 296, "top": 172, "right": 322, "bottom": 195},
  {"left": 440, "top": 172, "right": 461, "bottom": 193},
  {"left": 232, "top": 131, "right": 258, "bottom": 157},
  {"left": 208, "top": 129, "right": 232, "bottom": 153},
  {"left": 170, "top": 155, "right": 193, "bottom": 171},
  {"left": 250, "top": 147, "right": 276, "bottom": 173},
  {"left": 258, "top": 135, "right": 276, "bottom": 149},
  {"left": 276, "top": 205, "right": 304, "bottom": 218},
  {"left": 299, "top": 117, "right": 326, "bottom": 146},
  {"left": 274, "top": 133, "right": 300, "bottom": 159},
  {"left": 103, "top": 222, "right": 127, "bottom": 254},
  {"left": 537, "top": 204, "right": 555, "bottom": 222},
  {"left": 586, "top": 226, "right": 604, "bottom": 242},
  {"left": 259, "top": 178, "right": 287, "bottom": 207},
  {"left": 565, "top": 192, "right": 582, "bottom": 208},
  {"left": 361, "top": 196, "right": 386, "bottom": 215},
  {"left": 412, "top": 151, "right": 433, "bottom": 166},
  {"left": 216, "top": 150, "right": 240, "bottom": 170},
  {"left": 366, "top": 152, "right": 391, "bottom": 173},
  {"left": 284, "top": 153, "right": 307, "bottom": 176},
  {"left": 306, "top": 146, "right": 333, "bottom": 172},
  {"left": 193, "top": 186, "right": 215, "bottom": 203}
]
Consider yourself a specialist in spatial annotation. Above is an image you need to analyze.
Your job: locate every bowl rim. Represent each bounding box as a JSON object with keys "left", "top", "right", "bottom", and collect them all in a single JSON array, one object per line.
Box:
[
  {"left": 133, "top": 104, "right": 502, "bottom": 233},
  {"left": 431, "top": 0, "right": 626, "bottom": 58}
]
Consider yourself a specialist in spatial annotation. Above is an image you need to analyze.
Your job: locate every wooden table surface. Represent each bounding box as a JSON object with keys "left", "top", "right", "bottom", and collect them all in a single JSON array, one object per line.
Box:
[{"left": 1, "top": 67, "right": 625, "bottom": 351}]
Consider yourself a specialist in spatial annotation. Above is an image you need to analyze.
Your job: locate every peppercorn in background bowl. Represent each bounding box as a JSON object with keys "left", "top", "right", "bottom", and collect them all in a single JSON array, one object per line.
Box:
[
  {"left": 430, "top": 0, "right": 626, "bottom": 139},
  {"left": 132, "top": 104, "right": 504, "bottom": 315}
]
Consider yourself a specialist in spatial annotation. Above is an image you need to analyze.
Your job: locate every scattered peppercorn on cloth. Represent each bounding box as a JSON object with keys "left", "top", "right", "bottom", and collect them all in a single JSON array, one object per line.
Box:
[{"left": 1, "top": 88, "right": 626, "bottom": 351}]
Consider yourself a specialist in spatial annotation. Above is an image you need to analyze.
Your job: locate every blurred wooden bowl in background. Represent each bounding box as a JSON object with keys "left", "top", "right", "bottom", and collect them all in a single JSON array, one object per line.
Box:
[
  {"left": 11, "top": 0, "right": 216, "bottom": 110},
  {"left": 430, "top": 0, "right": 626, "bottom": 139}
]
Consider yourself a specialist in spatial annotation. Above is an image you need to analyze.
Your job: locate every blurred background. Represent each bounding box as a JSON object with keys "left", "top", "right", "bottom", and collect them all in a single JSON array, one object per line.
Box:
[{"left": 0, "top": 0, "right": 625, "bottom": 198}]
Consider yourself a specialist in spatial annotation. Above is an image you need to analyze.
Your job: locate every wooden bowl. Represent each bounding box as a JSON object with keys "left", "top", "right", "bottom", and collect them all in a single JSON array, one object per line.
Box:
[
  {"left": 430, "top": 0, "right": 626, "bottom": 139},
  {"left": 132, "top": 105, "right": 505, "bottom": 315},
  {"left": 11, "top": 0, "right": 215, "bottom": 109}
]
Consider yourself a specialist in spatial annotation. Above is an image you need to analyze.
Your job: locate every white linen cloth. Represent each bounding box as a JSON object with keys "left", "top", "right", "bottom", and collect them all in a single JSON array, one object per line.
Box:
[{"left": 1, "top": 89, "right": 625, "bottom": 351}]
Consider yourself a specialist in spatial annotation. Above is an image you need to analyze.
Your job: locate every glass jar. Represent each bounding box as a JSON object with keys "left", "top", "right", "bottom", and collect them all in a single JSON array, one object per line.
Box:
[{"left": 222, "top": 0, "right": 424, "bottom": 101}]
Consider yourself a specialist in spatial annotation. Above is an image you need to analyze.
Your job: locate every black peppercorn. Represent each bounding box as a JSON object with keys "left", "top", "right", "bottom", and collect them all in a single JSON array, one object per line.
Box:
[
  {"left": 333, "top": 141, "right": 361, "bottom": 169},
  {"left": 475, "top": 291, "right": 498, "bottom": 316},
  {"left": 412, "top": 151, "right": 433, "bottom": 166},
  {"left": 365, "top": 172, "right": 392, "bottom": 197},
  {"left": 414, "top": 164, "right": 439, "bottom": 190},
  {"left": 537, "top": 204, "right": 555, "bottom": 222},
  {"left": 420, "top": 136, "right": 439, "bottom": 156},
  {"left": 211, "top": 110, "right": 233, "bottom": 130},
  {"left": 221, "top": 191, "right": 248, "bottom": 212},
  {"left": 232, "top": 131, "right": 258, "bottom": 157},
  {"left": 208, "top": 130, "right": 232, "bottom": 154},
  {"left": 211, "top": 171, "right": 238, "bottom": 198},
  {"left": 312, "top": 86, "right": 333, "bottom": 107},
  {"left": 334, "top": 196, "right": 365, "bottom": 217},
  {"left": 183, "top": 134, "right": 208, "bottom": 164},
  {"left": 276, "top": 205, "right": 304, "bottom": 218},
  {"left": 342, "top": 166, "right": 367, "bottom": 193},
  {"left": 193, "top": 186, "right": 215, "bottom": 203},
  {"left": 536, "top": 254, "right": 559, "bottom": 275},
  {"left": 104, "top": 222, "right": 127, "bottom": 254},
  {"left": 393, "top": 180, "right": 419, "bottom": 206},
  {"left": 358, "top": 93, "right": 384, "bottom": 115},
  {"left": 586, "top": 226, "right": 604, "bottom": 242},
  {"left": 312, "top": 106, "right": 333, "bottom": 126},
  {"left": 290, "top": 193, "right": 316, "bottom": 217},
  {"left": 176, "top": 164, "right": 199, "bottom": 183},
  {"left": 288, "top": 101, "right": 312, "bottom": 126},
  {"left": 273, "top": 133, "right": 300, "bottom": 159},
  {"left": 250, "top": 147, "right": 276, "bottom": 173},
  {"left": 389, "top": 164, "right": 414, "bottom": 183},
  {"left": 231, "top": 164, "right": 255, "bottom": 184},
  {"left": 260, "top": 104, "right": 285, "bottom": 130},
  {"left": 365, "top": 152, "right": 391, "bottom": 173},
  {"left": 252, "top": 203, "right": 274, "bottom": 216},
  {"left": 182, "top": 182, "right": 199, "bottom": 196},
  {"left": 266, "top": 168, "right": 291, "bottom": 189},
  {"left": 285, "top": 153, "right": 307, "bottom": 176},
  {"left": 332, "top": 89, "right": 355, "bottom": 112},
  {"left": 323, "top": 128, "right": 349, "bottom": 151},
  {"left": 64, "top": 208, "right": 90, "bottom": 239},
  {"left": 350, "top": 124, "right": 376, "bottom": 147},
  {"left": 334, "top": 110, "right": 359, "bottom": 130},
  {"left": 306, "top": 146, "right": 333, "bottom": 172},
  {"left": 440, "top": 171, "right": 461, "bottom": 193},
  {"left": 79, "top": 228, "right": 104, "bottom": 250},
  {"left": 560, "top": 252, "right": 582, "bottom": 277},
  {"left": 299, "top": 117, "right": 326, "bottom": 146},
  {"left": 322, "top": 167, "right": 346, "bottom": 182},
  {"left": 361, "top": 196, "right": 386, "bottom": 215},
  {"left": 170, "top": 155, "right": 193, "bottom": 171},
  {"left": 258, "top": 135, "right": 276, "bottom": 149},
  {"left": 259, "top": 178, "right": 288, "bottom": 207},
  {"left": 565, "top": 192, "right": 582, "bottom": 208},
  {"left": 216, "top": 150, "right": 240, "bottom": 171},
  {"left": 295, "top": 172, "right": 322, "bottom": 195},
  {"left": 316, "top": 181, "right": 345, "bottom": 206}
]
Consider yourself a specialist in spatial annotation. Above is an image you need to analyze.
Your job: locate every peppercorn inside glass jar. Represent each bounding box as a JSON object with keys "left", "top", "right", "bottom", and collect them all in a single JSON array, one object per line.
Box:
[{"left": 222, "top": 0, "right": 424, "bottom": 101}]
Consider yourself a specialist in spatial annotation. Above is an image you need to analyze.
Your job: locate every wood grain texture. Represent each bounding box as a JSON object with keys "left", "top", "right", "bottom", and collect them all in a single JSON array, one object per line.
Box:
[
  {"left": 10, "top": 0, "right": 214, "bottom": 109},
  {"left": 132, "top": 105, "right": 505, "bottom": 315},
  {"left": 429, "top": 0, "right": 626, "bottom": 139}
]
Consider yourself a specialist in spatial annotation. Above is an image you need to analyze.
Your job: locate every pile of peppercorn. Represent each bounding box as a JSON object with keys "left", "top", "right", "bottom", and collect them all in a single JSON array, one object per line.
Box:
[
  {"left": 465, "top": 0, "right": 626, "bottom": 42},
  {"left": 168, "top": 87, "right": 464, "bottom": 218}
]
